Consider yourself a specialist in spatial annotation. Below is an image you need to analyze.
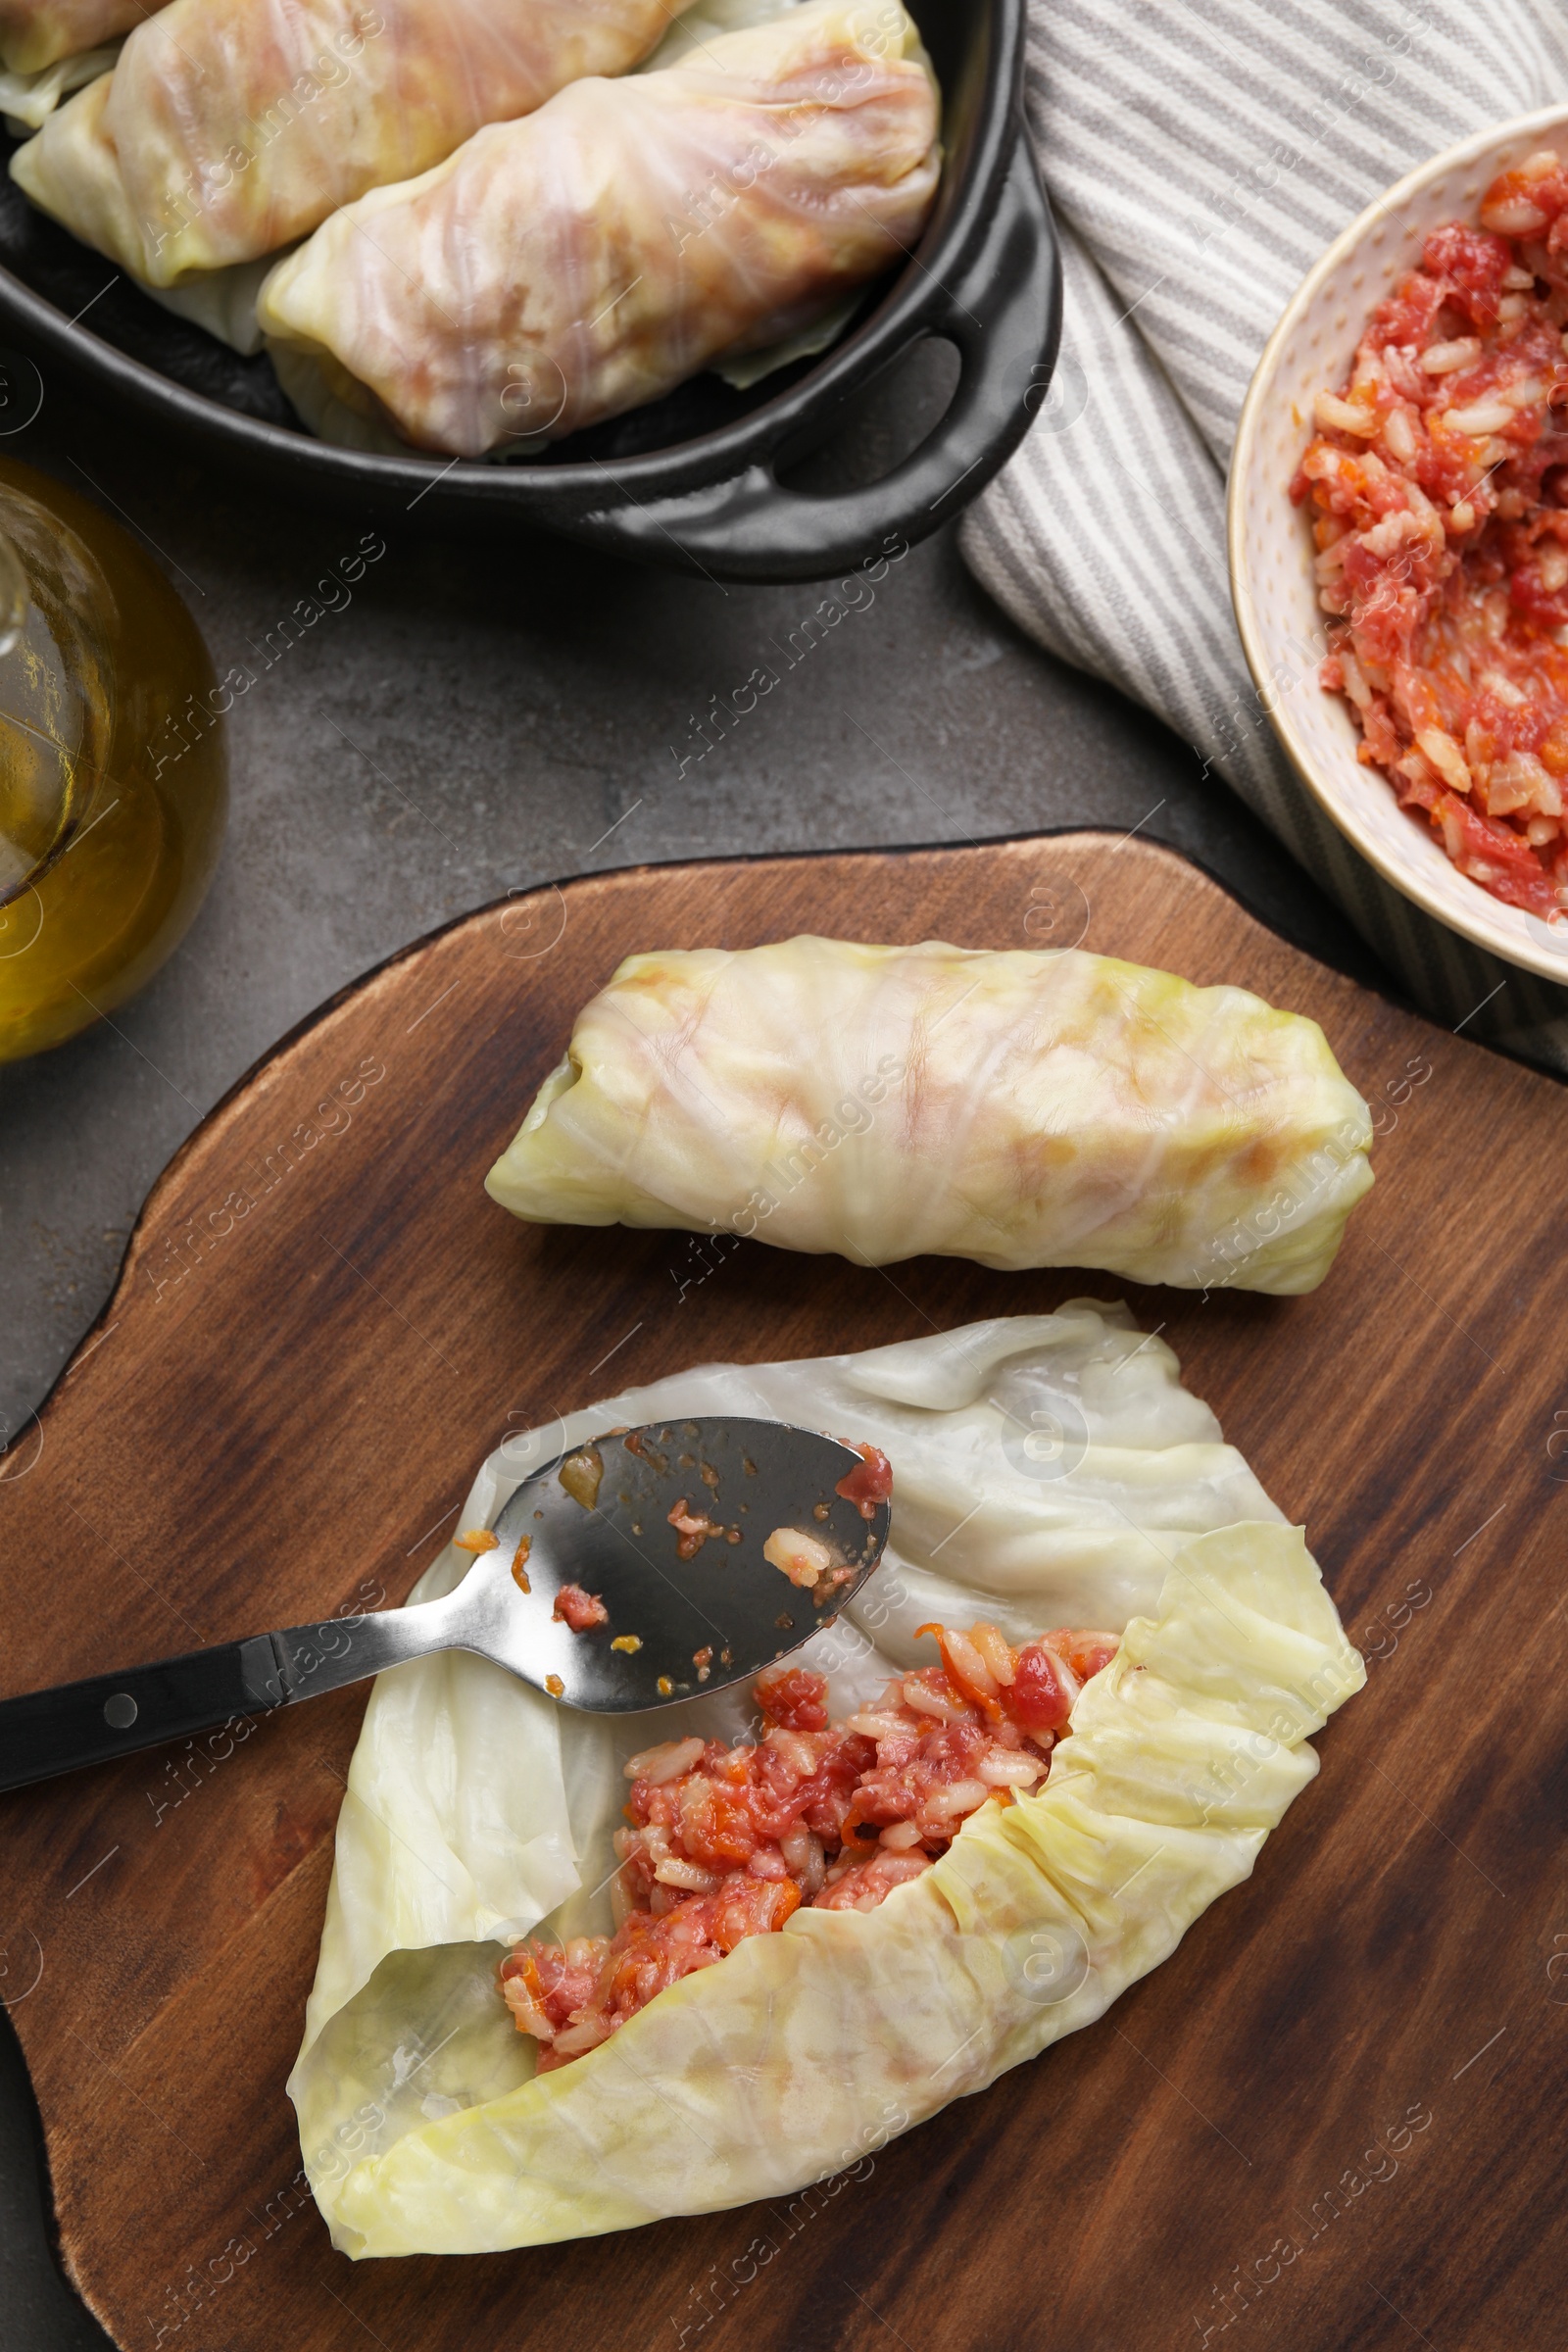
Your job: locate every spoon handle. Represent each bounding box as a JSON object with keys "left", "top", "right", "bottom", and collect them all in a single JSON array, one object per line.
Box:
[
  {"left": 0, "top": 1637, "right": 285, "bottom": 1792},
  {"left": 0, "top": 1604, "right": 445, "bottom": 1792}
]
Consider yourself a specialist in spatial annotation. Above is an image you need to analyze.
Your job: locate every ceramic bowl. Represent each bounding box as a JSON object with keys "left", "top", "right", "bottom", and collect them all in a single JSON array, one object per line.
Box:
[{"left": 1230, "top": 104, "right": 1568, "bottom": 983}]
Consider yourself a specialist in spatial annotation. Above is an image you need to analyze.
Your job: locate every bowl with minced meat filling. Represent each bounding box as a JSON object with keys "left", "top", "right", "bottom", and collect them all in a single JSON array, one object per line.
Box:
[{"left": 1232, "top": 105, "right": 1568, "bottom": 981}]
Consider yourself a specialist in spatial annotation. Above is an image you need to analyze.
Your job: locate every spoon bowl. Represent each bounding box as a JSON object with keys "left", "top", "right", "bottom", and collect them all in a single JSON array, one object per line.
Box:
[{"left": 466, "top": 1416, "right": 890, "bottom": 1712}]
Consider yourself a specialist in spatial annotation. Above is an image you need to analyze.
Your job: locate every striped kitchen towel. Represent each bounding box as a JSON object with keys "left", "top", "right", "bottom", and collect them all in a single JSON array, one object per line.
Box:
[{"left": 960, "top": 0, "right": 1568, "bottom": 1069}]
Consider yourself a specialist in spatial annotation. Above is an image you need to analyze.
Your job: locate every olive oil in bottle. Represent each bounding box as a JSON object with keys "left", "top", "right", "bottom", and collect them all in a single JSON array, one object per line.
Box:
[{"left": 0, "top": 458, "right": 227, "bottom": 1061}]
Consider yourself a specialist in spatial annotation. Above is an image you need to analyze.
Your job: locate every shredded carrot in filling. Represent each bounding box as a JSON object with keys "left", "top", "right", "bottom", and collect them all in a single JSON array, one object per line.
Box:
[{"left": 498, "top": 1620, "right": 1119, "bottom": 2069}]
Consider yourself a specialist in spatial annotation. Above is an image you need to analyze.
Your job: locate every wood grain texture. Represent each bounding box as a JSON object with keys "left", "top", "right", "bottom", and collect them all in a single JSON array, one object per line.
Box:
[{"left": 1, "top": 832, "right": 1564, "bottom": 2352}]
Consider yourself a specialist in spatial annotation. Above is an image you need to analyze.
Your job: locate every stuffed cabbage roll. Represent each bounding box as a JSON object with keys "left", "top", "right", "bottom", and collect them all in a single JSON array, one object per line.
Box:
[
  {"left": 289, "top": 1307, "right": 1363, "bottom": 2255},
  {"left": 0, "top": 0, "right": 149, "bottom": 74},
  {"left": 10, "top": 0, "right": 702, "bottom": 287},
  {"left": 254, "top": 0, "right": 942, "bottom": 456},
  {"left": 485, "top": 937, "right": 1374, "bottom": 1296}
]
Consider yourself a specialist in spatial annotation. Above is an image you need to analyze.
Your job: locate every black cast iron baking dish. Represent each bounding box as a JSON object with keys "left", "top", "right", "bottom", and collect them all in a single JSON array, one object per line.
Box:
[{"left": 0, "top": 0, "right": 1058, "bottom": 582}]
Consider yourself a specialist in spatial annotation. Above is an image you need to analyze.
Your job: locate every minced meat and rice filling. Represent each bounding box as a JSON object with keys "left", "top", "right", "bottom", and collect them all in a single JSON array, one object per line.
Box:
[
  {"left": 1297, "top": 148, "right": 1568, "bottom": 919},
  {"left": 499, "top": 1620, "right": 1118, "bottom": 2068}
]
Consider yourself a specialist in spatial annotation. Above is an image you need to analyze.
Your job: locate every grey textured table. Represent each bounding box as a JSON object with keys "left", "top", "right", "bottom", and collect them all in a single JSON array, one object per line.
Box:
[{"left": 0, "top": 365, "right": 1385, "bottom": 2352}]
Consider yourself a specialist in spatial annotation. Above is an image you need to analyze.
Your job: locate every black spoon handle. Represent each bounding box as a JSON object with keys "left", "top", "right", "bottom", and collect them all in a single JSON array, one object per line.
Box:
[
  {"left": 0, "top": 1638, "right": 284, "bottom": 1792},
  {"left": 0, "top": 1610, "right": 421, "bottom": 1792}
]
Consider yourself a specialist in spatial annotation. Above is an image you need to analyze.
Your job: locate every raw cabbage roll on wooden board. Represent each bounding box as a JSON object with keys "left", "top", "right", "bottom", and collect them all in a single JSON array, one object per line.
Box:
[
  {"left": 486, "top": 936, "right": 1375, "bottom": 1294},
  {"left": 10, "top": 0, "right": 703, "bottom": 286},
  {"left": 254, "top": 0, "right": 942, "bottom": 455},
  {"left": 290, "top": 1307, "right": 1363, "bottom": 2256}
]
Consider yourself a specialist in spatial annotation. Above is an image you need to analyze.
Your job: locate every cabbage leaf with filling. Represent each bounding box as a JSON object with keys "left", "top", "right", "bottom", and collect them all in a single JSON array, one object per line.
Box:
[
  {"left": 256, "top": 0, "right": 941, "bottom": 456},
  {"left": 11, "top": 0, "right": 703, "bottom": 286},
  {"left": 486, "top": 937, "right": 1374, "bottom": 1295},
  {"left": 291, "top": 1304, "right": 1362, "bottom": 2256},
  {"left": 0, "top": 0, "right": 144, "bottom": 75}
]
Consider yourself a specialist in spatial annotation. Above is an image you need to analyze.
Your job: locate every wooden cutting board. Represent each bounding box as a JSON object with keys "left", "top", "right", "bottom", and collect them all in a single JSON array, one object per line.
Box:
[{"left": 2, "top": 833, "right": 1564, "bottom": 2352}]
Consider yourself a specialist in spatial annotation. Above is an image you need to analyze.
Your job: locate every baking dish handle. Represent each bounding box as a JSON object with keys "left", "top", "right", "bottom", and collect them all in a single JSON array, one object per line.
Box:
[{"left": 573, "top": 132, "right": 1060, "bottom": 585}]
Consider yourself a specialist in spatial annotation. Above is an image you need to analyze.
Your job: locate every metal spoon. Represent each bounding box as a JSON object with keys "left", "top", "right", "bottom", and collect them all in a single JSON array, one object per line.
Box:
[{"left": 0, "top": 1417, "right": 891, "bottom": 1793}]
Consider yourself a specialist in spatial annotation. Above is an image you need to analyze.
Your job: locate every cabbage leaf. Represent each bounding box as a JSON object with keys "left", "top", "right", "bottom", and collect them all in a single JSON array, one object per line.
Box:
[
  {"left": 11, "top": 0, "right": 703, "bottom": 284},
  {"left": 486, "top": 938, "right": 1374, "bottom": 1295},
  {"left": 290, "top": 1305, "right": 1362, "bottom": 2255},
  {"left": 255, "top": 1, "right": 941, "bottom": 456}
]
